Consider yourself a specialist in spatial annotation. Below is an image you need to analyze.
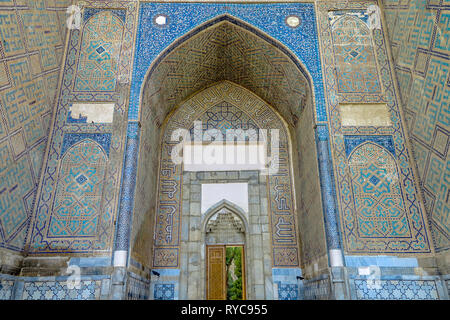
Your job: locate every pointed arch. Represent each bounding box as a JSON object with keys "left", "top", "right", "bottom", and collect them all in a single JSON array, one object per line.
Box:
[
  {"left": 61, "top": 138, "right": 109, "bottom": 161},
  {"left": 75, "top": 11, "right": 125, "bottom": 92},
  {"left": 50, "top": 139, "right": 108, "bottom": 238},
  {"left": 348, "top": 141, "right": 411, "bottom": 238},
  {"left": 331, "top": 14, "right": 381, "bottom": 93},
  {"left": 203, "top": 200, "right": 247, "bottom": 246},
  {"left": 202, "top": 199, "right": 249, "bottom": 234},
  {"left": 347, "top": 140, "right": 395, "bottom": 162}
]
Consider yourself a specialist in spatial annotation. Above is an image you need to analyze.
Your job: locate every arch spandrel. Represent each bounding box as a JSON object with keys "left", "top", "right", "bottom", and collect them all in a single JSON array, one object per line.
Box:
[
  {"left": 74, "top": 11, "right": 125, "bottom": 92},
  {"left": 141, "top": 17, "right": 311, "bottom": 129}
]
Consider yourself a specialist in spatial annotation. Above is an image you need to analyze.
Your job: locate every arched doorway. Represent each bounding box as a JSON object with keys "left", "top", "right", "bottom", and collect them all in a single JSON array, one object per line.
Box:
[
  {"left": 132, "top": 15, "right": 326, "bottom": 300},
  {"left": 203, "top": 201, "right": 247, "bottom": 300}
]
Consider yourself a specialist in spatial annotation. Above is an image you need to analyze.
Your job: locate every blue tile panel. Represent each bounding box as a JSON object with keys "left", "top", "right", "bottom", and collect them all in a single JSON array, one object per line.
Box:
[
  {"left": 344, "top": 135, "right": 396, "bottom": 158},
  {"left": 61, "top": 133, "right": 112, "bottom": 157},
  {"left": 83, "top": 7, "right": 127, "bottom": 23},
  {"left": 22, "top": 280, "right": 101, "bottom": 300},
  {"left": 0, "top": 278, "right": 14, "bottom": 300},
  {"left": 354, "top": 279, "right": 439, "bottom": 300},
  {"left": 0, "top": 274, "right": 109, "bottom": 300},
  {"left": 316, "top": 125, "right": 342, "bottom": 250},
  {"left": 273, "top": 268, "right": 302, "bottom": 300},
  {"left": 278, "top": 284, "right": 299, "bottom": 300},
  {"left": 28, "top": 1, "right": 138, "bottom": 254},
  {"left": 316, "top": 1, "right": 433, "bottom": 255},
  {"left": 0, "top": 0, "right": 71, "bottom": 252},
  {"left": 115, "top": 122, "right": 140, "bottom": 252},
  {"left": 383, "top": 0, "right": 450, "bottom": 252},
  {"left": 154, "top": 284, "right": 175, "bottom": 300}
]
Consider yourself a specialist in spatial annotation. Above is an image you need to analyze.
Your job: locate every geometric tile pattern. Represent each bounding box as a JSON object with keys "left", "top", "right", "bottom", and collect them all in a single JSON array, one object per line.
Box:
[
  {"left": 384, "top": 0, "right": 450, "bottom": 252},
  {"left": 0, "top": 279, "right": 14, "bottom": 300},
  {"left": 0, "top": 0, "right": 72, "bottom": 252},
  {"left": 74, "top": 11, "right": 124, "bottom": 92},
  {"left": 2, "top": 0, "right": 438, "bottom": 267},
  {"left": 22, "top": 280, "right": 101, "bottom": 300},
  {"left": 317, "top": 1, "right": 433, "bottom": 255},
  {"left": 154, "top": 284, "right": 175, "bottom": 300},
  {"left": 153, "top": 81, "right": 299, "bottom": 268},
  {"left": 278, "top": 284, "right": 299, "bottom": 300},
  {"left": 348, "top": 142, "right": 411, "bottom": 239},
  {"left": 354, "top": 279, "right": 439, "bottom": 300},
  {"left": 50, "top": 140, "right": 107, "bottom": 238},
  {"left": 331, "top": 13, "right": 381, "bottom": 93},
  {"left": 28, "top": 1, "right": 137, "bottom": 254}
]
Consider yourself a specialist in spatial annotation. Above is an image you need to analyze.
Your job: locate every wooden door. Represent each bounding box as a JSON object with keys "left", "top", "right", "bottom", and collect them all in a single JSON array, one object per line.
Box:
[{"left": 206, "top": 245, "right": 226, "bottom": 300}]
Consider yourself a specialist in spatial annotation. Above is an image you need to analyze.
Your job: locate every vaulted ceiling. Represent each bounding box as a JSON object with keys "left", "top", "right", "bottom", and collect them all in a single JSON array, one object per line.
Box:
[{"left": 141, "top": 20, "right": 310, "bottom": 128}]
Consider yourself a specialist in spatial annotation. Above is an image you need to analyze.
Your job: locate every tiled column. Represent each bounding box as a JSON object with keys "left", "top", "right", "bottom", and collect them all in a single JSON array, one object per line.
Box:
[
  {"left": 315, "top": 125, "right": 344, "bottom": 267},
  {"left": 114, "top": 121, "right": 140, "bottom": 264},
  {"left": 112, "top": 122, "right": 140, "bottom": 299}
]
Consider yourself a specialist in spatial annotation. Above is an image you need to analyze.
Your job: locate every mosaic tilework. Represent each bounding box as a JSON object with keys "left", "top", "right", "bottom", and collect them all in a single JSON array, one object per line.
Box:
[
  {"left": 132, "top": 2, "right": 326, "bottom": 122},
  {"left": 344, "top": 135, "right": 396, "bottom": 157},
  {"left": 277, "top": 284, "right": 299, "bottom": 300},
  {"left": 61, "top": 133, "right": 112, "bottom": 157},
  {"left": 0, "top": 278, "right": 14, "bottom": 300},
  {"left": 0, "top": 0, "right": 72, "bottom": 252},
  {"left": 384, "top": 0, "right": 450, "bottom": 252},
  {"left": 154, "top": 283, "right": 175, "bottom": 300},
  {"left": 317, "top": 1, "right": 433, "bottom": 255},
  {"left": 348, "top": 142, "right": 411, "bottom": 239},
  {"left": 28, "top": 1, "right": 138, "bottom": 254},
  {"left": 74, "top": 10, "right": 125, "bottom": 92},
  {"left": 50, "top": 140, "right": 108, "bottom": 238},
  {"left": 330, "top": 12, "right": 381, "bottom": 93},
  {"left": 22, "top": 279, "right": 101, "bottom": 300},
  {"left": 153, "top": 81, "right": 299, "bottom": 268},
  {"left": 115, "top": 124, "right": 139, "bottom": 253},
  {"left": 129, "top": 3, "right": 332, "bottom": 272},
  {"left": 354, "top": 279, "right": 439, "bottom": 300}
]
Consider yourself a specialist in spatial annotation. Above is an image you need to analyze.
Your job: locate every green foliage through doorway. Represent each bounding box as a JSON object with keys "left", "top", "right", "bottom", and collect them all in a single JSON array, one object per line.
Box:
[{"left": 226, "top": 246, "right": 243, "bottom": 300}]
